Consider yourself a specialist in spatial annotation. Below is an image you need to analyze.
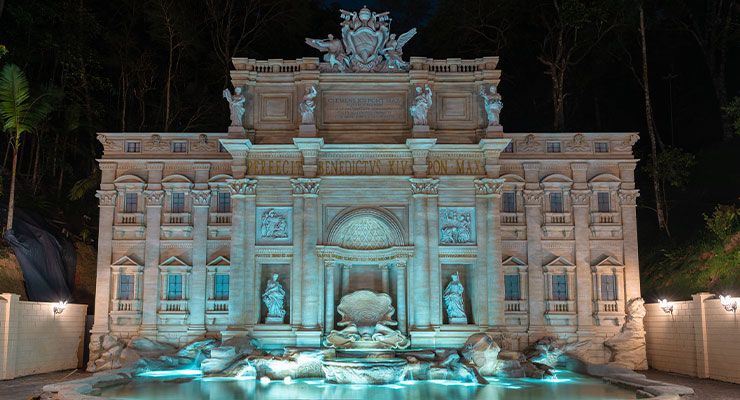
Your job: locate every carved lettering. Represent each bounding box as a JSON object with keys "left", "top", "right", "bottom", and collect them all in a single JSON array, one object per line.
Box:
[{"left": 323, "top": 93, "right": 407, "bottom": 124}]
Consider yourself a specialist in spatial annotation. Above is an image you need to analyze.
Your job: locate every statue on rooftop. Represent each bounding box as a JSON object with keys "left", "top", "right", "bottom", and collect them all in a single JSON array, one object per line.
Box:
[
  {"left": 305, "top": 34, "right": 348, "bottom": 72},
  {"left": 479, "top": 84, "right": 503, "bottom": 126},
  {"left": 382, "top": 30, "right": 417, "bottom": 70},
  {"left": 444, "top": 272, "right": 467, "bottom": 324},
  {"left": 222, "top": 87, "right": 246, "bottom": 127},
  {"left": 262, "top": 273, "right": 286, "bottom": 323},
  {"left": 409, "top": 84, "right": 433, "bottom": 126},
  {"left": 299, "top": 85, "right": 318, "bottom": 124}
]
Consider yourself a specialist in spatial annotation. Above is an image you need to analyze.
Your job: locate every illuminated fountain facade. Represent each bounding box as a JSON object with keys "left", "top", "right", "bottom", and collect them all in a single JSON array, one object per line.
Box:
[{"left": 89, "top": 7, "right": 644, "bottom": 370}]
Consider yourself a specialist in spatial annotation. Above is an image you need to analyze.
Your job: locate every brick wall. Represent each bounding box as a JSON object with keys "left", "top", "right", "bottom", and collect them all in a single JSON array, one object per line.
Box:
[
  {"left": 0, "top": 293, "right": 87, "bottom": 380},
  {"left": 644, "top": 292, "right": 740, "bottom": 384}
]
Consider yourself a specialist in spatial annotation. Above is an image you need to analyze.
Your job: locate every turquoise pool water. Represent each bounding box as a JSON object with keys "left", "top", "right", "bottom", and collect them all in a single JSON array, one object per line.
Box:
[{"left": 99, "top": 369, "right": 635, "bottom": 399}]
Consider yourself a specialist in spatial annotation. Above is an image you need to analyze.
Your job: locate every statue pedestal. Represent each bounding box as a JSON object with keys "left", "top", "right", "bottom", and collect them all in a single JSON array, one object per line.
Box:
[
  {"left": 265, "top": 316, "right": 284, "bottom": 324},
  {"left": 484, "top": 125, "right": 503, "bottom": 138},
  {"left": 412, "top": 125, "right": 431, "bottom": 137},
  {"left": 228, "top": 126, "right": 246, "bottom": 137},
  {"left": 449, "top": 317, "right": 468, "bottom": 324},
  {"left": 299, "top": 123, "right": 317, "bottom": 137}
]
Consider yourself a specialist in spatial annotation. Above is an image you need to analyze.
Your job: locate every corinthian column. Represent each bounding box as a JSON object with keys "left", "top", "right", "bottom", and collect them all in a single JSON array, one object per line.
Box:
[
  {"left": 395, "top": 262, "right": 408, "bottom": 334},
  {"left": 188, "top": 189, "right": 211, "bottom": 336},
  {"left": 141, "top": 189, "right": 164, "bottom": 337},
  {"left": 474, "top": 178, "right": 505, "bottom": 327},
  {"left": 91, "top": 189, "right": 116, "bottom": 337},
  {"left": 324, "top": 261, "right": 336, "bottom": 334},
  {"left": 226, "top": 178, "right": 257, "bottom": 329},
  {"left": 409, "top": 178, "right": 438, "bottom": 329},
  {"left": 292, "top": 178, "right": 321, "bottom": 329},
  {"left": 523, "top": 162, "right": 544, "bottom": 331}
]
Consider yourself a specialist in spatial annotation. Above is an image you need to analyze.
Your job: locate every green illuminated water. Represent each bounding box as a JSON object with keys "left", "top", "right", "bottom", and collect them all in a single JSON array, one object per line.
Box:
[{"left": 99, "top": 369, "right": 635, "bottom": 399}]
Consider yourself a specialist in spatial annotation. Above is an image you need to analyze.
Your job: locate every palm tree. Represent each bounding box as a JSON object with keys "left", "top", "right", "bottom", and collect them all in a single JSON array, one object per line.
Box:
[{"left": 0, "top": 64, "right": 54, "bottom": 231}]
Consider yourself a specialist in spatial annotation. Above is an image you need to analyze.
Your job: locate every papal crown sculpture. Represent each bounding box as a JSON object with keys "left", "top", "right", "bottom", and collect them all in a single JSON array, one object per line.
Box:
[{"left": 306, "top": 6, "right": 417, "bottom": 72}]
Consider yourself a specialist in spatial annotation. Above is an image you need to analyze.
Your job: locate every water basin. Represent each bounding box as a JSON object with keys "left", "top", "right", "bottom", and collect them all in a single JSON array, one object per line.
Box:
[{"left": 321, "top": 357, "right": 408, "bottom": 384}]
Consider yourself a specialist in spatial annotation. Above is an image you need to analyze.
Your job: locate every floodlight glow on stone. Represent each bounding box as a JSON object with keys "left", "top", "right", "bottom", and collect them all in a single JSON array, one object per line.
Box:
[
  {"left": 260, "top": 376, "right": 271, "bottom": 384},
  {"left": 719, "top": 295, "right": 737, "bottom": 312},
  {"left": 52, "top": 301, "right": 67, "bottom": 315},
  {"left": 658, "top": 299, "right": 673, "bottom": 314}
]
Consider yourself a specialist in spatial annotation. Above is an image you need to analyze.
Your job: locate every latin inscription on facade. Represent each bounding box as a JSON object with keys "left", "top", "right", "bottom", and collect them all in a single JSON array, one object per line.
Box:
[
  {"left": 427, "top": 158, "right": 485, "bottom": 176},
  {"left": 318, "top": 159, "right": 413, "bottom": 175},
  {"left": 322, "top": 92, "right": 407, "bottom": 124},
  {"left": 248, "top": 159, "right": 303, "bottom": 176}
]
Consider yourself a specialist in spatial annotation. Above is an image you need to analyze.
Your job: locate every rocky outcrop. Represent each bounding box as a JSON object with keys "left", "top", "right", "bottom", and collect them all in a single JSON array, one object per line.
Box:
[
  {"left": 402, "top": 349, "right": 488, "bottom": 384},
  {"left": 460, "top": 332, "right": 501, "bottom": 375},
  {"left": 249, "top": 347, "right": 334, "bottom": 379},
  {"left": 605, "top": 297, "right": 649, "bottom": 370},
  {"left": 87, "top": 335, "right": 178, "bottom": 372}
]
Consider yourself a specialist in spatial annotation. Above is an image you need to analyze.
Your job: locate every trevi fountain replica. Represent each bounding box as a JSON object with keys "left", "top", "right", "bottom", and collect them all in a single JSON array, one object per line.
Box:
[{"left": 42, "top": 7, "right": 694, "bottom": 400}]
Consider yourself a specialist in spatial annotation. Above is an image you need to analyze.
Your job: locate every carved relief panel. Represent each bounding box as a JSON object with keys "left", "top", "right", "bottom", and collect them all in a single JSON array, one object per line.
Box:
[
  {"left": 256, "top": 207, "right": 293, "bottom": 245},
  {"left": 439, "top": 207, "right": 476, "bottom": 245}
]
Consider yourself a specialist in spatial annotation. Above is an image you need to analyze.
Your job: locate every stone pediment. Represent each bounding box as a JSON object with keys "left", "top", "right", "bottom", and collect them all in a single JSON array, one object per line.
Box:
[
  {"left": 207, "top": 256, "right": 230, "bottom": 267},
  {"left": 112, "top": 255, "right": 141, "bottom": 267},
  {"left": 543, "top": 256, "right": 575, "bottom": 271},
  {"left": 159, "top": 256, "right": 189, "bottom": 267},
  {"left": 502, "top": 256, "right": 527, "bottom": 266}
]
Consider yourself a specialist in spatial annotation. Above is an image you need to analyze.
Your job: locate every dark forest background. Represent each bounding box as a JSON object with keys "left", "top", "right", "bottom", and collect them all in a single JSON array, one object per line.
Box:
[{"left": 0, "top": 0, "right": 738, "bottom": 303}]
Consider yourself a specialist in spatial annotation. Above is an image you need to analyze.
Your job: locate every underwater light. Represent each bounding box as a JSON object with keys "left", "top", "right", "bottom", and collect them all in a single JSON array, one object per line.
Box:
[
  {"left": 283, "top": 376, "right": 293, "bottom": 384},
  {"left": 260, "top": 376, "right": 271, "bottom": 384}
]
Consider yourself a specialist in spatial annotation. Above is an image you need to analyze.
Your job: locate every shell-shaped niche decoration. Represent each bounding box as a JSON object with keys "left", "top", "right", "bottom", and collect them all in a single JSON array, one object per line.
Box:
[{"left": 336, "top": 290, "right": 397, "bottom": 327}]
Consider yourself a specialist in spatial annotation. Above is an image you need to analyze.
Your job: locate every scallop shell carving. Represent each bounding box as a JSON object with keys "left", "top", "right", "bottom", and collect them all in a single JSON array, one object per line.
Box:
[{"left": 336, "top": 290, "right": 395, "bottom": 327}]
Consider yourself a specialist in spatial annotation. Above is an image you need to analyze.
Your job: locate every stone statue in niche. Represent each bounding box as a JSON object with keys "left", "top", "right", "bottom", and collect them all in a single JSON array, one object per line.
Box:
[
  {"left": 409, "top": 85, "right": 433, "bottom": 126},
  {"left": 262, "top": 273, "right": 286, "bottom": 323},
  {"left": 222, "top": 87, "right": 246, "bottom": 127},
  {"left": 299, "top": 85, "right": 318, "bottom": 124},
  {"left": 259, "top": 208, "right": 289, "bottom": 240},
  {"left": 439, "top": 207, "right": 475, "bottom": 244},
  {"left": 479, "top": 84, "right": 503, "bottom": 126},
  {"left": 444, "top": 272, "right": 468, "bottom": 324}
]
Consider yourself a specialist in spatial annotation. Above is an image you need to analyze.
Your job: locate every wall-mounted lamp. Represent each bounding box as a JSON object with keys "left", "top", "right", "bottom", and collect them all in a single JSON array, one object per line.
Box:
[
  {"left": 52, "top": 301, "right": 68, "bottom": 316},
  {"left": 659, "top": 299, "right": 673, "bottom": 315},
  {"left": 719, "top": 295, "right": 737, "bottom": 313}
]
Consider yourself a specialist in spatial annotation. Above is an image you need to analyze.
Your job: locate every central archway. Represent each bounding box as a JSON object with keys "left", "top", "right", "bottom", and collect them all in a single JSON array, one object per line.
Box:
[{"left": 326, "top": 208, "right": 405, "bottom": 250}]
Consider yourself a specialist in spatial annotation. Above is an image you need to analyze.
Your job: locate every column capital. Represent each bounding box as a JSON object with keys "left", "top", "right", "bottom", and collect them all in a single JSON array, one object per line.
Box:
[
  {"left": 291, "top": 177, "right": 321, "bottom": 196},
  {"left": 618, "top": 189, "right": 639, "bottom": 206},
  {"left": 409, "top": 177, "right": 439, "bottom": 195},
  {"left": 227, "top": 178, "right": 257, "bottom": 196},
  {"left": 571, "top": 190, "right": 591, "bottom": 206},
  {"left": 474, "top": 178, "right": 504, "bottom": 196},
  {"left": 523, "top": 189, "right": 543, "bottom": 205},
  {"left": 191, "top": 190, "right": 212, "bottom": 207},
  {"left": 96, "top": 190, "right": 117, "bottom": 207},
  {"left": 143, "top": 190, "right": 165, "bottom": 206}
]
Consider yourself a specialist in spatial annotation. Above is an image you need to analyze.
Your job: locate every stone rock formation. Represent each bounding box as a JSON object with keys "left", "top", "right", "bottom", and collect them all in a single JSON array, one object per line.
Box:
[
  {"left": 87, "top": 335, "right": 177, "bottom": 372},
  {"left": 461, "top": 332, "right": 501, "bottom": 375},
  {"left": 605, "top": 297, "right": 649, "bottom": 370}
]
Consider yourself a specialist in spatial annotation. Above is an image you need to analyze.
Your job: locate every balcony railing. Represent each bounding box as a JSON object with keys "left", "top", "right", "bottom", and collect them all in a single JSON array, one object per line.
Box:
[
  {"left": 505, "top": 300, "right": 527, "bottom": 313},
  {"left": 209, "top": 213, "right": 231, "bottom": 225},
  {"left": 112, "top": 299, "right": 141, "bottom": 312},
  {"left": 501, "top": 212, "right": 524, "bottom": 225},
  {"left": 546, "top": 300, "right": 575, "bottom": 313},
  {"left": 117, "top": 212, "right": 143, "bottom": 225},
  {"left": 597, "top": 301, "right": 620, "bottom": 313},
  {"left": 591, "top": 212, "right": 620, "bottom": 225},
  {"left": 207, "top": 300, "right": 229, "bottom": 313},
  {"left": 160, "top": 300, "right": 188, "bottom": 312},
  {"left": 163, "top": 212, "right": 191, "bottom": 225},
  {"left": 544, "top": 212, "right": 572, "bottom": 225}
]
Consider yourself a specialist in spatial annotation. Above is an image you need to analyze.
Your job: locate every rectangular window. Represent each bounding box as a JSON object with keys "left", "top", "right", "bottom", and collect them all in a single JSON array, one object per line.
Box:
[
  {"left": 546, "top": 141, "right": 561, "bottom": 153},
  {"left": 601, "top": 275, "right": 617, "bottom": 301},
  {"left": 597, "top": 192, "right": 610, "bottom": 212},
  {"left": 167, "top": 274, "right": 183, "bottom": 300},
  {"left": 125, "top": 141, "right": 141, "bottom": 153},
  {"left": 118, "top": 274, "right": 135, "bottom": 300},
  {"left": 214, "top": 274, "right": 230, "bottom": 300},
  {"left": 552, "top": 274, "right": 568, "bottom": 300},
  {"left": 216, "top": 192, "right": 231, "bottom": 213},
  {"left": 503, "top": 142, "right": 514, "bottom": 153},
  {"left": 172, "top": 141, "right": 187, "bottom": 153},
  {"left": 171, "top": 192, "right": 185, "bottom": 213},
  {"left": 502, "top": 192, "right": 517, "bottom": 213},
  {"left": 594, "top": 142, "right": 609, "bottom": 153},
  {"left": 124, "top": 193, "right": 138, "bottom": 213},
  {"left": 549, "top": 192, "right": 564, "bottom": 213},
  {"left": 504, "top": 274, "right": 521, "bottom": 300}
]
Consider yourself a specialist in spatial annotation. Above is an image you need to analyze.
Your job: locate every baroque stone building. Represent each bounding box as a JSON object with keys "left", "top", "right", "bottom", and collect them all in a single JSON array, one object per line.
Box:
[{"left": 91, "top": 8, "right": 641, "bottom": 363}]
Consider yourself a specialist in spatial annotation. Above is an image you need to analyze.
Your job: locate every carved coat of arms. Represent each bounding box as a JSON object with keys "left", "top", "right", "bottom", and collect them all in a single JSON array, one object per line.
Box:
[{"left": 306, "top": 7, "right": 416, "bottom": 73}]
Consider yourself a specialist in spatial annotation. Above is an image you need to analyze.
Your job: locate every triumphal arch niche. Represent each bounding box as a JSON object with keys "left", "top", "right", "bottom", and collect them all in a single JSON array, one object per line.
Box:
[{"left": 92, "top": 6, "right": 641, "bottom": 361}]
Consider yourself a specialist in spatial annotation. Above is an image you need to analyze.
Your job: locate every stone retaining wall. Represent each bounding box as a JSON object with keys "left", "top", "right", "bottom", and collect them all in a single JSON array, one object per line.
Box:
[
  {"left": 644, "top": 293, "right": 740, "bottom": 384},
  {"left": 0, "top": 293, "right": 87, "bottom": 380}
]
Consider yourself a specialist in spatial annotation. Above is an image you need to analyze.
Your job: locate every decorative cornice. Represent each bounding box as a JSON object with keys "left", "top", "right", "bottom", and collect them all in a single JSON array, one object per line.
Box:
[
  {"left": 143, "top": 190, "right": 165, "bottom": 206},
  {"left": 97, "top": 134, "right": 123, "bottom": 152},
  {"left": 565, "top": 134, "right": 590, "bottom": 152},
  {"left": 190, "top": 190, "right": 212, "bottom": 207},
  {"left": 618, "top": 189, "right": 639, "bottom": 206},
  {"left": 291, "top": 177, "right": 321, "bottom": 195},
  {"left": 473, "top": 178, "right": 504, "bottom": 196},
  {"left": 409, "top": 177, "right": 439, "bottom": 195},
  {"left": 226, "top": 178, "right": 257, "bottom": 196},
  {"left": 96, "top": 190, "right": 117, "bottom": 206},
  {"left": 523, "top": 189, "right": 543, "bottom": 205}
]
